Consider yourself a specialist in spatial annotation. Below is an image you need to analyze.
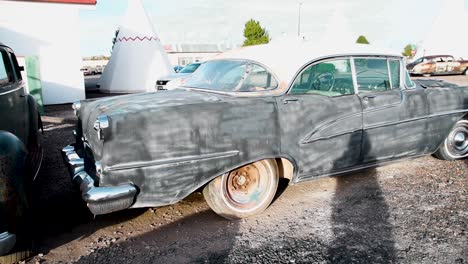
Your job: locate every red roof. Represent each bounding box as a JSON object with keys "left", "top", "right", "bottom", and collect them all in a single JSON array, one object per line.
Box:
[{"left": 20, "top": 0, "right": 96, "bottom": 4}]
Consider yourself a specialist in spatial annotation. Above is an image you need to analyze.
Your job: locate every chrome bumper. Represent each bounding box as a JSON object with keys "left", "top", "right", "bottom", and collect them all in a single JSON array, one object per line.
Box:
[
  {"left": 62, "top": 144, "right": 138, "bottom": 215},
  {"left": 0, "top": 232, "right": 16, "bottom": 256}
]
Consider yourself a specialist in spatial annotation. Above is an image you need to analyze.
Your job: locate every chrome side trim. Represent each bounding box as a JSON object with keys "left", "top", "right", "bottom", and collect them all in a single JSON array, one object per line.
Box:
[
  {"left": 0, "top": 232, "right": 16, "bottom": 256},
  {"left": 0, "top": 85, "right": 22, "bottom": 96},
  {"left": 365, "top": 109, "right": 468, "bottom": 130},
  {"left": 301, "top": 111, "right": 362, "bottom": 144},
  {"left": 106, "top": 150, "right": 240, "bottom": 172}
]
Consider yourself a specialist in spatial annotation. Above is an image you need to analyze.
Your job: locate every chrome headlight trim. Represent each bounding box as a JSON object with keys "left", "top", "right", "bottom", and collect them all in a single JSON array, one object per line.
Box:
[
  {"left": 72, "top": 101, "right": 81, "bottom": 116},
  {"left": 93, "top": 115, "right": 109, "bottom": 140}
]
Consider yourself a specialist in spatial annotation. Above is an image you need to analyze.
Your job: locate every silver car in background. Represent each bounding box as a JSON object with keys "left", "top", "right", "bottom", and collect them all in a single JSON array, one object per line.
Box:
[{"left": 156, "top": 62, "right": 201, "bottom": 90}]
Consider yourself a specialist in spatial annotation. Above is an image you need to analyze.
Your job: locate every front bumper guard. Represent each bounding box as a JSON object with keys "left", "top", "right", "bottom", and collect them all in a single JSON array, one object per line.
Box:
[
  {"left": 62, "top": 144, "right": 137, "bottom": 215},
  {"left": 0, "top": 232, "right": 16, "bottom": 256}
]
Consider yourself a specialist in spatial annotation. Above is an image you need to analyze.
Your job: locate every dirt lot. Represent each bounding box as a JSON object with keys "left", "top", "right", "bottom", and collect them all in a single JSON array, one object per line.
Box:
[{"left": 24, "top": 76, "right": 468, "bottom": 264}]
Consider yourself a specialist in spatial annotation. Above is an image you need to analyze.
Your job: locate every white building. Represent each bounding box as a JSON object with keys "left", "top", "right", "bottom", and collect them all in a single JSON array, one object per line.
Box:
[
  {"left": 0, "top": 0, "right": 96, "bottom": 105},
  {"left": 164, "top": 43, "right": 236, "bottom": 66}
]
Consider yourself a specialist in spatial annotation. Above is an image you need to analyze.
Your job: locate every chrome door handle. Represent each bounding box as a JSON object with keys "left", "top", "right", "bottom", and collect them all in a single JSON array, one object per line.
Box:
[
  {"left": 363, "top": 95, "right": 376, "bottom": 101},
  {"left": 282, "top": 98, "right": 299, "bottom": 104}
]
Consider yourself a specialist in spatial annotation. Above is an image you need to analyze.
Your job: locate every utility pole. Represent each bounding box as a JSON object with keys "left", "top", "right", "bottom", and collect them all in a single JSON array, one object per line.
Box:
[{"left": 297, "top": 2, "right": 303, "bottom": 37}]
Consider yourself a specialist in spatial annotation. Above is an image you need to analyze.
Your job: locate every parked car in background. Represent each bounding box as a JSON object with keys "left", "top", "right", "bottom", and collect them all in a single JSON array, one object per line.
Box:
[
  {"left": 0, "top": 43, "right": 42, "bottom": 263},
  {"left": 407, "top": 55, "right": 468, "bottom": 76},
  {"left": 64, "top": 42, "right": 468, "bottom": 221},
  {"left": 80, "top": 67, "right": 93, "bottom": 76},
  {"left": 156, "top": 62, "right": 202, "bottom": 90},
  {"left": 95, "top": 65, "right": 104, "bottom": 74},
  {"left": 173, "top": 65, "right": 184, "bottom": 73}
]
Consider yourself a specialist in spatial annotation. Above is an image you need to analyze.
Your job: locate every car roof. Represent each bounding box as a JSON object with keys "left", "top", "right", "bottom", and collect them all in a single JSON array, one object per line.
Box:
[
  {"left": 211, "top": 40, "right": 401, "bottom": 86},
  {"left": 424, "top": 55, "right": 453, "bottom": 59}
]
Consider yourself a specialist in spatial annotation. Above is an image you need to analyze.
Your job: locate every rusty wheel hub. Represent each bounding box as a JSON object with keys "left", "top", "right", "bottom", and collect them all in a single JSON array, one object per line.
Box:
[{"left": 226, "top": 164, "right": 268, "bottom": 206}]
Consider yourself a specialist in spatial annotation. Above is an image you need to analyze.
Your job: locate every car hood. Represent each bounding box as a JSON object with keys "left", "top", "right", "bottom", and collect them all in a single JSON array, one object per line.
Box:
[
  {"left": 78, "top": 90, "right": 230, "bottom": 159},
  {"left": 80, "top": 89, "right": 224, "bottom": 120}
]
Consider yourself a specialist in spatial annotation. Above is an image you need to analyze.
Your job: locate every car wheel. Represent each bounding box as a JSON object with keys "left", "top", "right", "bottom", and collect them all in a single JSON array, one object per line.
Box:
[
  {"left": 203, "top": 159, "right": 279, "bottom": 220},
  {"left": 434, "top": 119, "right": 468, "bottom": 160},
  {"left": 464, "top": 68, "right": 468, "bottom": 76},
  {"left": 0, "top": 249, "right": 33, "bottom": 264}
]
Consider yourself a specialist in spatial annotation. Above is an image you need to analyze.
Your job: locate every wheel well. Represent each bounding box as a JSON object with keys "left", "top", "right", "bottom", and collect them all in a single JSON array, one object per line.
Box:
[{"left": 275, "top": 158, "right": 294, "bottom": 181}]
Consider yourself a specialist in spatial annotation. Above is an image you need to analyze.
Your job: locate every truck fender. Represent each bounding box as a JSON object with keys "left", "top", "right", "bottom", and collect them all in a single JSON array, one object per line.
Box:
[
  {"left": 25, "top": 94, "right": 43, "bottom": 143},
  {"left": 0, "top": 131, "right": 27, "bottom": 231}
]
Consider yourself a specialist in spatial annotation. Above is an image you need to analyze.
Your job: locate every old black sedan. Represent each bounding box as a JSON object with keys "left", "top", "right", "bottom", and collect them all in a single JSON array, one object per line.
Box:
[
  {"left": 0, "top": 43, "right": 42, "bottom": 261},
  {"left": 63, "top": 41, "right": 468, "bottom": 220}
]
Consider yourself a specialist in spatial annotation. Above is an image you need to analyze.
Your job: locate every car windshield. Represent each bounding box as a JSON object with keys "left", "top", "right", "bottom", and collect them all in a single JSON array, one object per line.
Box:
[
  {"left": 179, "top": 63, "right": 201, "bottom": 73},
  {"left": 181, "top": 60, "right": 278, "bottom": 92},
  {"left": 414, "top": 57, "right": 424, "bottom": 64}
]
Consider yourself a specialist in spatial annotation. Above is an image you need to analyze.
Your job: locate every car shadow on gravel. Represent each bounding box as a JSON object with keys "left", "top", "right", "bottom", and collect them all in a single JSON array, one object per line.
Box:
[
  {"left": 328, "top": 131, "right": 396, "bottom": 263},
  {"left": 75, "top": 210, "right": 240, "bottom": 264}
]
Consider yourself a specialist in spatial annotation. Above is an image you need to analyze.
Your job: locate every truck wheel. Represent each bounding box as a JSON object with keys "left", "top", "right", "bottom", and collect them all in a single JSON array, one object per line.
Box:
[
  {"left": 434, "top": 120, "right": 468, "bottom": 160},
  {"left": 203, "top": 159, "right": 278, "bottom": 220}
]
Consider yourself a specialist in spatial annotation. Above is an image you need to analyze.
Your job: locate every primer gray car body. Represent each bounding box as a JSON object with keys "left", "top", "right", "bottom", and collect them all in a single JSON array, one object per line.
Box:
[{"left": 63, "top": 42, "right": 468, "bottom": 215}]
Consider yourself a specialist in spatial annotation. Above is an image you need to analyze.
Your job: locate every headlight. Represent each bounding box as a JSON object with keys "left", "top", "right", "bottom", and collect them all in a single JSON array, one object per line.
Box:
[
  {"left": 72, "top": 101, "right": 81, "bottom": 116},
  {"left": 93, "top": 115, "right": 109, "bottom": 140}
]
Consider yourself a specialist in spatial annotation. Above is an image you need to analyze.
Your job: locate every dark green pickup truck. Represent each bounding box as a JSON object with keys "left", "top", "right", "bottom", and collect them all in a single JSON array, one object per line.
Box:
[{"left": 0, "top": 43, "right": 42, "bottom": 262}]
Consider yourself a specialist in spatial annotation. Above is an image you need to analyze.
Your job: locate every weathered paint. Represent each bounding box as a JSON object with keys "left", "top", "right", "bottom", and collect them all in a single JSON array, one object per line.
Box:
[
  {"left": 70, "top": 57, "right": 468, "bottom": 211},
  {"left": 407, "top": 55, "right": 468, "bottom": 75}
]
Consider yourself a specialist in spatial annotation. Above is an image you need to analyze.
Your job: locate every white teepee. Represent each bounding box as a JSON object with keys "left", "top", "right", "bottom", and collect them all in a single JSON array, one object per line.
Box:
[
  {"left": 414, "top": 0, "right": 468, "bottom": 59},
  {"left": 99, "top": 0, "right": 173, "bottom": 93}
]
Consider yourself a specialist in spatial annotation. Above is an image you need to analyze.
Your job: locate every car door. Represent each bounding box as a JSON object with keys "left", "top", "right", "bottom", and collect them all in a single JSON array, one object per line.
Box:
[
  {"left": 356, "top": 57, "right": 429, "bottom": 163},
  {"left": 277, "top": 57, "right": 363, "bottom": 181},
  {"left": 446, "top": 56, "right": 461, "bottom": 73},
  {"left": 434, "top": 57, "right": 448, "bottom": 74},
  {"left": 0, "top": 47, "right": 28, "bottom": 144}
]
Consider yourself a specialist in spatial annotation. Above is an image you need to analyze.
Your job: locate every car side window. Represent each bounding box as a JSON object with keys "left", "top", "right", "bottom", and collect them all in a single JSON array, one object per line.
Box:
[
  {"left": 405, "top": 69, "right": 415, "bottom": 89},
  {"left": 9, "top": 52, "right": 22, "bottom": 81},
  {"left": 239, "top": 64, "right": 278, "bottom": 91},
  {"left": 290, "top": 59, "right": 354, "bottom": 97},
  {"left": 389, "top": 60, "right": 400, "bottom": 89},
  {"left": 0, "top": 50, "right": 12, "bottom": 86},
  {"left": 355, "top": 58, "right": 391, "bottom": 92}
]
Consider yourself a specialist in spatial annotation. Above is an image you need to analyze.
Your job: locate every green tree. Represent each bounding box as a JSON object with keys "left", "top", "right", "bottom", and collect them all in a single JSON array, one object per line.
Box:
[
  {"left": 356, "top": 35, "right": 370, "bottom": 44},
  {"left": 402, "top": 44, "right": 414, "bottom": 57},
  {"left": 242, "top": 19, "right": 270, "bottom": 47}
]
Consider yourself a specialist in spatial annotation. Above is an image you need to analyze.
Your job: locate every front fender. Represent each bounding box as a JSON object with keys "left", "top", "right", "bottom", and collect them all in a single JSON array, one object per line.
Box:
[{"left": 0, "top": 131, "right": 27, "bottom": 232}]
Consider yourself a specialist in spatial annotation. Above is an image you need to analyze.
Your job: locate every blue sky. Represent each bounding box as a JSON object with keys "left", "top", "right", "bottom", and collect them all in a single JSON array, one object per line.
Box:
[{"left": 79, "top": 0, "right": 468, "bottom": 57}]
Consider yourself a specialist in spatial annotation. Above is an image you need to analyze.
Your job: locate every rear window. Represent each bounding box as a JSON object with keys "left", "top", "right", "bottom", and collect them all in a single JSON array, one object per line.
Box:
[
  {"left": 389, "top": 60, "right": 400, "bottom": 89},
  {"left": 355, "top": 58, "right": 391, "bottom": 92}
]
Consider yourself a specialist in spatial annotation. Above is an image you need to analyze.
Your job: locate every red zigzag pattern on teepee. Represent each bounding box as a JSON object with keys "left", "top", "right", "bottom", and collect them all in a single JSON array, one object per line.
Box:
[{"left": 117, "top": 36, "right": 160, "bottom": 42}]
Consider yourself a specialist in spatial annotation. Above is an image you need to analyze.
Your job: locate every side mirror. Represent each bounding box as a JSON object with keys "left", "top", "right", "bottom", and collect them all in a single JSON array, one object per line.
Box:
[{"left": 19, "top": 66, "right": 25, "bottom": 72}]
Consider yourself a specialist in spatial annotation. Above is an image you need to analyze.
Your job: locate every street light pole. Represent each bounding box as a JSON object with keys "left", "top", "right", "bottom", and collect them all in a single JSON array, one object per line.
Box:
[{"left": 297, "top": 2, "right": 303, "bottom": 37}]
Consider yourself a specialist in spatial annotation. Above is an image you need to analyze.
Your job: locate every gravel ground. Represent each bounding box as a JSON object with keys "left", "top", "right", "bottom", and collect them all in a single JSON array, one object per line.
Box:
[{"left": 24, "top": 76, "right": 468, "bottom": 264}]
